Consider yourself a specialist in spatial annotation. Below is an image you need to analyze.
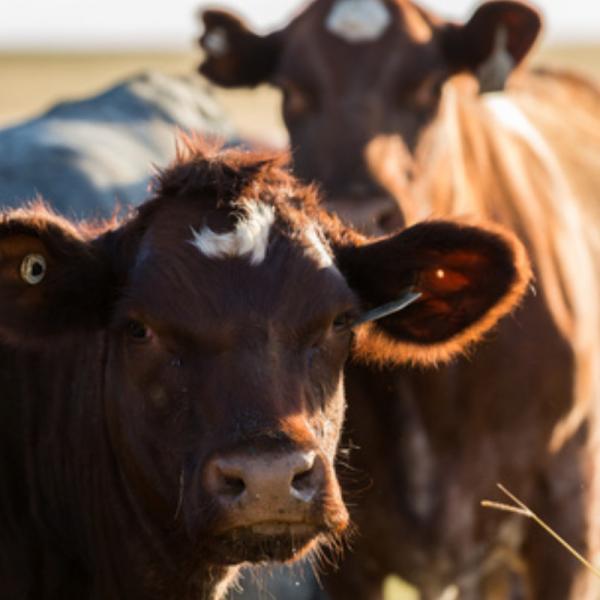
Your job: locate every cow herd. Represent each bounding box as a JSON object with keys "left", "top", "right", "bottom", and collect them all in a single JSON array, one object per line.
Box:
[{"left": 1, "top": 1, "right": 599, "bottom": 599}]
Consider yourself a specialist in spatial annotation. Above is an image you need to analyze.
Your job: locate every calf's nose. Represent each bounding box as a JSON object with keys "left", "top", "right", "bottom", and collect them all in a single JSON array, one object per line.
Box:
[
  {"left": 206, "top": 450, "right": 325, "bottom": 527},
  {"left": 209, "top": 450, "right": 320, "bottom": 502}
]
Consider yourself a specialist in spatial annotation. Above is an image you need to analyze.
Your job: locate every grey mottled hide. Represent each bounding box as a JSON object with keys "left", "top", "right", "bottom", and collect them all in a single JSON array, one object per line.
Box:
[{"left": 0, "top": 71, "right": 234, "bottom": 217}]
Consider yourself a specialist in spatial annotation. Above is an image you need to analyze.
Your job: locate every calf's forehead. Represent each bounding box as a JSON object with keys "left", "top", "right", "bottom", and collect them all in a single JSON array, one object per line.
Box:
[{"left": 124, "top": 198, "right": 355, "bottom": 329}]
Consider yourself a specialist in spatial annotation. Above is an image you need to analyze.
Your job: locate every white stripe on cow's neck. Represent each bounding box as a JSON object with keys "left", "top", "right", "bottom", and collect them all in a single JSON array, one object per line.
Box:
[
  {"left": 484, "top": 94, "right": 551, "bottom": 161},
  {"left": 305, "top": 225, "right": 334, "bottom": 269},
  {"left": 190, "top": 200, "right": 275, "bottom": 265},
  {"left": 326, "top": 0, "right": 391, "bottom": 43}
]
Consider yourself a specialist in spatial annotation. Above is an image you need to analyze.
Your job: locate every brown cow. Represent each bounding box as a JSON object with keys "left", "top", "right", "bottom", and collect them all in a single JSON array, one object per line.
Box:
[
  {"left": 198, "top": 1, "right": 600, "bottom": 598},
  {"left": 0, "top": 140, "right": 529, "bottom": 599}
]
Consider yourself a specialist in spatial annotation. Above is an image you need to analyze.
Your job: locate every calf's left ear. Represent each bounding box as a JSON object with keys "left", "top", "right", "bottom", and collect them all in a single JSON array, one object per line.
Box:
[
  {"left": 0, "top": 211, "right": 113, "bottom": 344},
  {"left": 335, "top": 220, "right": 531, "bottom": 366},
  {"left": 442, "top": 1, "right": 542, "bottom": 92}
]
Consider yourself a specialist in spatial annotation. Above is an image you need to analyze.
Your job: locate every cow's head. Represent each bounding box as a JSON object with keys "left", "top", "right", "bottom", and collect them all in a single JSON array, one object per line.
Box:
[
  {"left": 0, "top": 143, "right": 529, "bottom": 591},
  {"left": 199, "top": 0, "right": 542, "bottom": 232}
]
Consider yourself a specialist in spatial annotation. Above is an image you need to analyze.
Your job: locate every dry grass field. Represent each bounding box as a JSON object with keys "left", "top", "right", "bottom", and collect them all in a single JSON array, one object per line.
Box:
[
  {"left": 0, "top": 44, "right": 599, "bottom": 142},
  {"left": 0, "top": 44, "right": 597, "bottom": 600},
  {"left": 0, "top": 51, "right": 288, "bottom": 144}
]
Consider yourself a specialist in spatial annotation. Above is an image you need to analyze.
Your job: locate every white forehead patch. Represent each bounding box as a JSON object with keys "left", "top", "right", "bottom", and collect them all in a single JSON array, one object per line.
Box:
[
  {"left": 190, "top": 200, "right": 275, "bottom": 265},
  {"left": 305, "top": 225, "right": 334, "bottom": 269},
  {"left": 203, "top": 27, "right": 229, "bottom": 57},
  {"left": 326, "top": 0, "right": 391, "bottom": 43}
]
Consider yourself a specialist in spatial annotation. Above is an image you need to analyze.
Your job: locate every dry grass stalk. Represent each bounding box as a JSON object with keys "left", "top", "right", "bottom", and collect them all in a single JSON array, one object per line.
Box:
[{"left": 481, "top": 483, "right": 600, "bottom": 579}]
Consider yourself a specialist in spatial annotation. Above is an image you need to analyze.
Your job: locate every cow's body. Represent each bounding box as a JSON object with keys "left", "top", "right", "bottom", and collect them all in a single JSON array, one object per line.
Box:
[
  {"left": 200, "top": 1, "right": 600, "bottom": 597},
  {"left": 333, "top": 71, "right": 600, "bottom": 599},
  {"left": 0, "top": 142, "right": 529, "bottom": 599},
  {"left": 0, "top": 72, "right": 233, "bottom": 218}
]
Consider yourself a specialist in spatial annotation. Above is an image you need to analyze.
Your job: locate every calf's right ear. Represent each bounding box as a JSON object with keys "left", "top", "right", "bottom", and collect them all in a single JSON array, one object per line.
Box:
[
  {"left": 0, "top": 210, "right": 115, "bottom": 344},
  {"left": 198, "top": 10, "right": 283, "bottom": 87},
  {"left": 335, "top": 220, "right": 531, "bottom": 366}
]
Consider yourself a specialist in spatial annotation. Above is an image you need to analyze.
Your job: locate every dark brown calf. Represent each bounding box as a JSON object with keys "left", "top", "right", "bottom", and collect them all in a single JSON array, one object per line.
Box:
[
  {"left": 199, "top": 1, "right": 600, "bottom": 598},
  {"left": 0, "top": 142, "right": 529, "bottom": 599}
]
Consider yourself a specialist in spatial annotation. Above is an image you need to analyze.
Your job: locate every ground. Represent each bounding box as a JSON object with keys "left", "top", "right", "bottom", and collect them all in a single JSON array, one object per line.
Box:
[{"left": 1, "top": 45, "right": 599, "bottom": 141}]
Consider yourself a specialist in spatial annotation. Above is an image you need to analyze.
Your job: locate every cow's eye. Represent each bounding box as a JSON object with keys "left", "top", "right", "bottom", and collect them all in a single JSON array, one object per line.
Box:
[
  {"left": 20, "top": 253, "right": 47, "bottom": 285},
  {"left": 126, "top": 319, "right": 153, "bottom": 342},
  {"left": 282, "top": 82, "right": 317, "bottom": 119}
]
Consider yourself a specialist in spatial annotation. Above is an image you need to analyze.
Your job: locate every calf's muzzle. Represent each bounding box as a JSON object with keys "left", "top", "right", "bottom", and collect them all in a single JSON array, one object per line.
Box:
[{"left": 206, "top": 450, "right": 329, "bottom": 534}]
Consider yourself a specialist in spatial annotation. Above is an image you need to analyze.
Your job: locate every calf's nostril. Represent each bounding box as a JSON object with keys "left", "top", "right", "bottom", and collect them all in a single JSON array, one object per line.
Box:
[
  {"left": 221, "top": 474, "right": 245, "bottom": 498},
  {"left": 206, "top": 458, "right": 248, "bottom": 500},
  {"left": 290, "top": 453, "right": 322, "bottom": 502},
  {"left": 291, "top": 467, "right": 314, "bottom": 492}
]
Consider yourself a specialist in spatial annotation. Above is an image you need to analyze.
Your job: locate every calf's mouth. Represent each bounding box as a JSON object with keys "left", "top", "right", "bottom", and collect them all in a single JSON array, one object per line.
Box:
[{"left": 209, "top": 521, "right": 325, "bottom": 564}]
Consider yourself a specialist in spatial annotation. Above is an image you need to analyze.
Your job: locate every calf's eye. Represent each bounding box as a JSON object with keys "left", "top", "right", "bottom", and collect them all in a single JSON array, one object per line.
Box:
[
  {"left": 126, "top": 319, "right": 153, "bottom": 342},
  {"left": 20, "top": 253, "right": 47, "bottom": 285}
]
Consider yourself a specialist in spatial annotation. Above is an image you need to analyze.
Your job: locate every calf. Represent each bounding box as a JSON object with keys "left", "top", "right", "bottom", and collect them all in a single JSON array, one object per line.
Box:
[{"left": 0, "top": 141, "right": 529, "bottom": 599}]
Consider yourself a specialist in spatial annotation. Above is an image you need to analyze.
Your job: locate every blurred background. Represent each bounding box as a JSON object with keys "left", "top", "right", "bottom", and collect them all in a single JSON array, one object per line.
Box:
[{"left": 0, "top": 0, "right": 598, "bottom": 146}]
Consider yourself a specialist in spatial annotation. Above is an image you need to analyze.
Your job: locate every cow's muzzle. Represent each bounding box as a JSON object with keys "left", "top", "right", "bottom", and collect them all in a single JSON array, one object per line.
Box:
[{"left": 324, "top": 194, "right": 404, "bottom": 236}]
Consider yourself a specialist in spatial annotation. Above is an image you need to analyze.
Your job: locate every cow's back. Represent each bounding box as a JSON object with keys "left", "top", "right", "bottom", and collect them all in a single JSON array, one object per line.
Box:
[{"left": 0, "top": 72, "right": 234, "bottom": 218}]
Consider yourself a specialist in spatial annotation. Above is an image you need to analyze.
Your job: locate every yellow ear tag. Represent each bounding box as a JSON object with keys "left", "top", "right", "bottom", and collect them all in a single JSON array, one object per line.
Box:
[{"left": 20, "top": 254, "right": 47, "bottom": 285}]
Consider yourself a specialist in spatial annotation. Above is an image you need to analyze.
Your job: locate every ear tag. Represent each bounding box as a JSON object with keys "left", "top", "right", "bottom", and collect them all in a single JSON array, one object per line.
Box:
[
  {"left": 20, "top": 253, "right": 47, "bottom": 285},
  {"left": 353, "top": 289, "right": 422, "bottom": 327},
  {"left": 477, "top": 26, "right": 514, "bottom": 93}
]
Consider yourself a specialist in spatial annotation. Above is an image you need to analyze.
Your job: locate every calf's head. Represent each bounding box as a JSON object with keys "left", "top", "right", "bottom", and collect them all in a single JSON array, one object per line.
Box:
[
  {"left": 0, "top": 143, "right": 529, "bottom": 589},
  {"left": 199, "top": 0, "right": 542, "bottom": 231}
]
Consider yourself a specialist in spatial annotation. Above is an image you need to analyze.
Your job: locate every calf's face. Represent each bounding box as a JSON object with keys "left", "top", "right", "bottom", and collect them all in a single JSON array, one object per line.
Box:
[
  {"left": 199, "top": 0, "right": 541, "bottom": 232},
  {"left": 0, "top": 145, "right": 529, "bottom": 577},
  {"left": 107, "top": 198, "right": 354, "bottom": 562}
]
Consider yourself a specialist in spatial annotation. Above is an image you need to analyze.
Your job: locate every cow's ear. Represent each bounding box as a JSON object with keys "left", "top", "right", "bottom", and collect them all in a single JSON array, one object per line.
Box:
[
  {"left": 442, "top": 1, "right": 542, "bottom": 92},
  {"left": 198, "top": 10, "right": 283, "bottom": 88},
  {"left": 0, "top": 210, "right": 114, "bottom": 344},
  {"left": 335, "top": 221, "right": 531, "bottom": 366}
]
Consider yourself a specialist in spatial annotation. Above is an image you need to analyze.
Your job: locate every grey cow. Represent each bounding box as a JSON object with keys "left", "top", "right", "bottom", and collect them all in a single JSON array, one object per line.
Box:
[{"left": 0, "top": 71, "right": 233, "bottom": 217}]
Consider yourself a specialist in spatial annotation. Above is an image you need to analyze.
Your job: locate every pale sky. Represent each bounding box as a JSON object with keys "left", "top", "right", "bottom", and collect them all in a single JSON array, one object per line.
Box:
[{"left": 0, "top": 0, "right": 598, "bottom": 50}]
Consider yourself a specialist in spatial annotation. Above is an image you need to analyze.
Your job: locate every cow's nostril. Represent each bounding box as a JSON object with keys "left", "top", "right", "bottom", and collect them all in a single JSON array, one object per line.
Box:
[{"left": 378, "top": 207, "right": 405, "bottom": 231}]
